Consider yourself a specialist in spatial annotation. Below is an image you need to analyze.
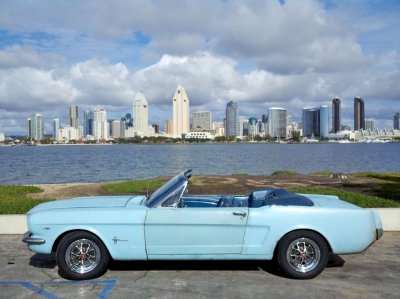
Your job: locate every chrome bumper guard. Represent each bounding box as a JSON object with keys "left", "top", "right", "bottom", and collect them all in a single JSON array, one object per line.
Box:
[{"left": 22, "top": 231, "right": 45, "bottom": 245}]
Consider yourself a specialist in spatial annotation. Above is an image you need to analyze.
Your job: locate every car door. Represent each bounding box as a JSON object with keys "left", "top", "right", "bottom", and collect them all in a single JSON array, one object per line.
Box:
[{"left": 145, "top": 206, "right": 248, "bottom": 256}]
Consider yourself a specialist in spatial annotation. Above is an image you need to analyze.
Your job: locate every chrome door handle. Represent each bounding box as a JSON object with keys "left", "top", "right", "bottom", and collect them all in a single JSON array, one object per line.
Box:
[{"left": 233, "top": 212, "right": 247, "bottom": 217}]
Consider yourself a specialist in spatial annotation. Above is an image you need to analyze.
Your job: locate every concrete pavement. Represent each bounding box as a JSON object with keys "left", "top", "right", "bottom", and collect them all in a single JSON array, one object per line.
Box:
[{"left": 0, "top": 233, "right": 399, "bottom": 299}]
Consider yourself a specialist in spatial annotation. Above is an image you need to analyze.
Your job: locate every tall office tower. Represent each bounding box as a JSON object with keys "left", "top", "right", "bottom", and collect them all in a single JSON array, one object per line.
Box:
[
  {"left": 93, "top": 109, "right": 108, "bottom": 140},
  {"left": 84, "top": 110, "right": 94, "bottom": 137},
  {"left": 332, "top": 97, "right": 341, "bottom": 133},
  {"left": 262, "top": 114, "right": 268, "bottom": 124},
  {"left": 192, "top": 111, "right": 212, "bottom": 130},
  {"left": 152, "top": 123, "right": 160, "bottom": 134},
  {"left": 27, "top": 114, "right": 44, "bottom": 141},
  {"left": 354, "top": 97, "right": 365, "bottom": 131},
  {"left": 53, "top": 118, "right": 60, "bottom": 140},
  {"left": 302, "top": 107, "right": 320, "bottom": 137},
  {"left": 319, "top": 105, "right": 329, "bottom": 138},
  {"left": 268, "top": 107, "right": 287, "bottom": 138},
  {"left": 172, "top": 85, "right": 190, "bottom": 138},
  {"left": 69, "top": 105, "right": 79, "bottom": 128},
  {"left": 394, "top": 112, "right": 400, "bottom": 129},
  {"left": 302, "top": 106, "right": 329, "bottom": 138},
  {"left": 225, "top": 101, "right": 239, "bottom": 137},
  {"left": 133, "top": 92, "right": 149, "bottom": 135},
  {"left": 238, "top": 116, "right": 248, "bottom": 137},
  {"left": 111, "top": 120, "right": 125, "bottom": 138}
]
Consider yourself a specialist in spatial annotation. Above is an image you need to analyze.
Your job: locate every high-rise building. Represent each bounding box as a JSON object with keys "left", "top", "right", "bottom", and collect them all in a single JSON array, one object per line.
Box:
[
  {"left": 84, "top": 110, "right": 94, "bottom": 137},
  {"left": 268, "top": 107, "right": 287, "bottom": 138},
  {"left": 172, "top": 85, "right": 190, "bottom": 138},
  {"left": 70, "top": 105, "right": 79, "bottom": 129},
  {"left": 394, "top": 112, "right": 400, "bottom": 129},
  {"left": 302, "top": 107, "right": 320, "bottom": 137},
  {"left": 165, "top": 119, "right": 173, "bottom": 135},
  {"left": 365, "top": 119, "right": 375, "bottom": 131},
  {"left": 93, "top": 109, "right": 108, "bottom": 140},
  {"left": 332, "top": 97, "right": 341, "bottom": 133},
  {"left": 225, "top": 101, "right": 239, "bottom": 137},
  {"left": 302, "top": 106, "right": 329, "bottom": 138},
  {"left": 248, "top": 117, "right": 258, "bottom": 137},
  {"left": 192, "top": 111, "right": 212, "bottom": 130},
  {"left": 133, "top": 92, "right": 149, "bottom": 135},
  {"left": 53, "top": 118, "right": 60, "bottom": 140},
  {"left": 27, "top": 113, "right": 44, "bottom": 141},
  {"left": 354, "top": 97, "right": 365, "bottom": 131},
  {"left": 111, "top": 120, "right": 125, "bottom": 138},
  {"left": 319, "top": 105, "right": 329, "bottom": 138}
]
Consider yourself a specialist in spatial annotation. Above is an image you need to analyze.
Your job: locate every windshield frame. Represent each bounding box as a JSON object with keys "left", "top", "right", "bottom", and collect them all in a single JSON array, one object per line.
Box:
[{"left": 145, "top": 172, "right": 189, "bottom": 208}]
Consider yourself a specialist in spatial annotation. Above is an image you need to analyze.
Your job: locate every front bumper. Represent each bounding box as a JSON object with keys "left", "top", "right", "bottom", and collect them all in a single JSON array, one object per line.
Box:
[{"left": 22, "top": 231, "right": 45, "bottom": 245}]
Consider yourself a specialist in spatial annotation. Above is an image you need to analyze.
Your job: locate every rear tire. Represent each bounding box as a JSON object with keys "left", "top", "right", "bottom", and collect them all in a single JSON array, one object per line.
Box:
[
  {"left": 277, "top": 230, "right": 329, "bottom": 279},
  {"left": 56, "top": 231, "right": 109, "bottom": 280}
]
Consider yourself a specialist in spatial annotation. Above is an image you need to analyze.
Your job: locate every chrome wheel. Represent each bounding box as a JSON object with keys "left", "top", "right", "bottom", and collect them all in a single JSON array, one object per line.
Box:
[
  {"left": 65, "top": 239, "right": 101, "bottom": 274},
  {"left": 286, "top": 237, "right": 321, "bottom": 273}
]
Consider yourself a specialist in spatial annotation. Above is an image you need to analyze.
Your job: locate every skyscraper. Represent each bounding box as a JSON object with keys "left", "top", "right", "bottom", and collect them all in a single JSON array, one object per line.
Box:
[
  {"left": 225, "top": 101, "right": 239, "bottom": 137},
  {"left": 394, "top": 112, "right": 400, "bottom": 130},
  {"left": 192, "top": 111, "right": 212, "bottom": 130},
  {"left": 133, "top": 92, "right": 149, "bottom": 135},
  {"left": 84, "top": 110, "right": 94, "bottom": 137},
  {"left": 172, "top": 85, "right": 190, "bottom": 138},
  {"left": 354, "top": 97, "right": 365, "bottom": 131},
  {"left": 268, "top": 107, "right": 287, "bottom": 138},
  {"left": 319, "top": 105, "right": 329, "bottom": 138},
  {"left": 27, "top": 114, "right": 44, "bottom": 141},
  {"left": 70, "top": 105, "right": 79, "bottom": 128},
  {"left": 302, "top": 107, "right": 320, "bottom": 137},
  {"left": 302, "top": 106, "right": 329, "bottom": 138},
  {"left": 93, "top": 109, "right": 108, "bottom": 140},
  {"left": 365, "top": 119, "right": 375, "bottom": 131},
  {"left": 332, "top": 97, "right": 341, "bottom": 133},
  {"left": 53, "top": 118, "right": 60, "bottom": 140}
]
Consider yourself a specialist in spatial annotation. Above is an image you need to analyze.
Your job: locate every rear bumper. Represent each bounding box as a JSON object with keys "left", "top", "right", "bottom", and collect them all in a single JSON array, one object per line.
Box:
[
  {"left": 376, "top": 228, "right": 384, "bottom": 240},
  {"left": 22, "top": 231, "right": 45, "bottom": 245}
]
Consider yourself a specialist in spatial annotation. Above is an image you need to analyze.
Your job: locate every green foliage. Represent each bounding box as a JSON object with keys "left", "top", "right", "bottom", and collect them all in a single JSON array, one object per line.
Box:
[
  {"left": 271, "top": 170, "right": 299, "bottom": 176},
  {"left": 101, "top": 178, "right": 166, "bottom": 195},
  {"left": 311, "top": 172, "right": 334, "bottom": 176},
  {"left": 289, "top": 186, "right": 399, "bottom": 208},
  {"left": 290, "top": 131, "right": 301, "bottom": 142},
  {"left": 0, "top": 185, "right": 50, "bottom": 214}
]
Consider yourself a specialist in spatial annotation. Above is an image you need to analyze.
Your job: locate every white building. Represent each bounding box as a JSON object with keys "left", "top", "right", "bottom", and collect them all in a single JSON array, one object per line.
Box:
[
  {"left": 192, "top": 111, "right": 212, "bottom": 130},
  {"left": 186, "top": 131, "right": 214, "bottom": 140},
  {"left": 133, "top": 92, "right": 149, "bottom": 136},
  {"left": 93, "top": 109, "right": 109, "bottom": 140},
  {"left": 268, "top": 107, "right": 287, "bottom": 138},
  {"left": 0, "top": 132, "right": 5, "bottom": 142},
  {"left": 58, "top": 126, "right": 80, "bottom": 142},
  {"left": 238, "top": 116, "right": 248, "bottom": 137},
  {"left": 365, "top": 119, "right": 375, "bottom": 131},
  {"left": 213, "top": 122, "right": 225, "bottom": 137},
  {"left": 172, "top": 85, "right": 190, "bottom": 138}
]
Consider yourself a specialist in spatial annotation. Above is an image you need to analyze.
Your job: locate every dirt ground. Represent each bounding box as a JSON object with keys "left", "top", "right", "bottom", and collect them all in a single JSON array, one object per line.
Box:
[{"left": 29, "top": 173, "right": 379, "bottom": 200}]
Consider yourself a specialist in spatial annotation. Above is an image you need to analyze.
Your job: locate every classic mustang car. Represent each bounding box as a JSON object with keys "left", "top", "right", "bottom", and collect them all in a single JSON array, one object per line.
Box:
[{"left": 23, "top": 170, "right": 383, "bottom": 280}]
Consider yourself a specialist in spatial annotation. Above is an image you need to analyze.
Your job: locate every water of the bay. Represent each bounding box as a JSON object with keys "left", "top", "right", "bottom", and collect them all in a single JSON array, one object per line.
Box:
[{"left": 0, "top": 143, "right": 399, "bottom": 185}]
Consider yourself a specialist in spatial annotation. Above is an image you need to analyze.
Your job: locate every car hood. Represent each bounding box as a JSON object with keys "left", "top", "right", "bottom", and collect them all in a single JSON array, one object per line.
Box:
[{"left": 28, "top": 195, "right": 145, "bottom": 213}]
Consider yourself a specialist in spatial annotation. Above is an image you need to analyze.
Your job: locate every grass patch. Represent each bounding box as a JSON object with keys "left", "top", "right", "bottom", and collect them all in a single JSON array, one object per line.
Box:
[
  {"left": 289, "top": 186, "right": 400, "bottom": 208},
  {"left": 353, "top": 172, "right": 400, "bottom": 201},
  {"left": 271, "top": 170, "right": 299, "bottom": 176},
  {"left": 0, "top": 185, "right": 51, "bottom": 214},
  {"left": 101, "top": 178, "right": 166, "bottom": 195}
]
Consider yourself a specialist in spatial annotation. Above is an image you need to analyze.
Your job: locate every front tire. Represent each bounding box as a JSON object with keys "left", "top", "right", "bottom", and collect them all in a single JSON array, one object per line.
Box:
[
  {"left": 56, "top": 231, "right": 109, "bottom": 280},
  {"left": 277, "top": 230, "right": 329, "bottom": 279}
]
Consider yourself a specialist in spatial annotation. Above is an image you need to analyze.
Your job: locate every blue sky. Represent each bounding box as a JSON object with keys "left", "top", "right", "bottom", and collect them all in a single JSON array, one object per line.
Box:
[{"left": 0, "top": 0, "right": 399, "bottom": 135}]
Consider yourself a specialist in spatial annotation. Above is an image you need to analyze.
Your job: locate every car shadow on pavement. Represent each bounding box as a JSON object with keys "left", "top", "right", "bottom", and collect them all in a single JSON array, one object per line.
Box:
[{"left": 29, "top": 253, "right": 57, "bottom": 269}]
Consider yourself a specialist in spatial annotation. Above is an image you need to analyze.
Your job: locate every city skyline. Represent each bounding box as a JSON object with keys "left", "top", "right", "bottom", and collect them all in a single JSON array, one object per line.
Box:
[{"left": 0, "top": 1, "right": 399, "bottom": 135}]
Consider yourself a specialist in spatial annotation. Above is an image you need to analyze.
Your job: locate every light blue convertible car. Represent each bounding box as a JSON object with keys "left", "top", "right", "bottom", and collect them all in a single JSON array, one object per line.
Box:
[{"left": 23, "top": 170, "right": 383, "bottom": 280}]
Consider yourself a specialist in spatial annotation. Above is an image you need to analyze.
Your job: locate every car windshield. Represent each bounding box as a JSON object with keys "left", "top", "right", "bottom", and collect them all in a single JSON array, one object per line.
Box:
[{"left": 146, "top": 172, "right": 188, "bottom": 208}]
